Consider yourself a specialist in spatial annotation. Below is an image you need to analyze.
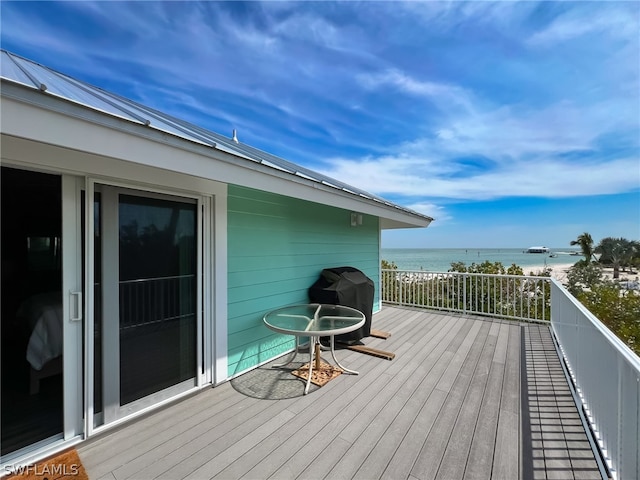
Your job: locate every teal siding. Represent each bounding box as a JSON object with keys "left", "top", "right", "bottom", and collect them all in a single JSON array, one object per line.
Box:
[{"left": 227, "top": 185, "right": 380, "bottom": 376}]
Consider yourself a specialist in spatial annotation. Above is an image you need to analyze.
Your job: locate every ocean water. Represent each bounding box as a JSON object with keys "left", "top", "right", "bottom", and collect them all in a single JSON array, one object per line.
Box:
[{"left": 381, "top": 248, "right": 581, "bottom": 273}]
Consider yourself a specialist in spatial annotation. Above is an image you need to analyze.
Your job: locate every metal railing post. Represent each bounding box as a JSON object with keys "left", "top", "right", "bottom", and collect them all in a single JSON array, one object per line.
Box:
[{"left": 463, "top": 273, "right": 467, "bottom": 314}]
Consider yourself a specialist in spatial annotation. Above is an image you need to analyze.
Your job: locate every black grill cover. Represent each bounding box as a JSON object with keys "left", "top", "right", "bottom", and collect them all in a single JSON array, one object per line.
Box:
[{"left": 308, "top": 266, "right": 374, "bottom": 343}]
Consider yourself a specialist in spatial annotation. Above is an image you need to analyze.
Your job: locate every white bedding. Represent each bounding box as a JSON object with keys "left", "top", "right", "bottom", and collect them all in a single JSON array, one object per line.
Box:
[{"left": 18, "top": 293, "right": 63, "bottom": 371}]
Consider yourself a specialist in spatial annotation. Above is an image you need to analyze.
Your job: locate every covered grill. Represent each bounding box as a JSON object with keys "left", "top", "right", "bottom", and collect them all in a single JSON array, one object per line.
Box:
[{"left": 308, "top": 266, "right": 374, "bottom": 344}]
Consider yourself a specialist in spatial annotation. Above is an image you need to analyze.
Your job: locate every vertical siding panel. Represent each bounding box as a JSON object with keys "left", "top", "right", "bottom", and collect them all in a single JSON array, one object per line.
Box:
[{"left": 227, "top": 185, "right": 380, "bottom": 376}]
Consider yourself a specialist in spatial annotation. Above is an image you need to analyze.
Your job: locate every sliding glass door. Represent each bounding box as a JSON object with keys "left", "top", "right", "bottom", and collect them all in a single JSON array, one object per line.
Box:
[
  {"left": 94, "top": 185, "right": 199, "bottom": 425},
  {"left": 1, "top": 167, "right": 83, "bottom": 459},
  {"left": 1, "top": 168, "right": 209, "bottom": 459}
]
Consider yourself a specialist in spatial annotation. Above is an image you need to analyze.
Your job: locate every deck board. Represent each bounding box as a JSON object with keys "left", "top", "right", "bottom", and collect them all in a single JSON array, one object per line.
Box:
[
  {"left": 491, "top": 323, "right": 523, "bottom": 479},
  {"left": 436, "top": 321, "right": 501, "bottom": 480},
  {"left": 464, "top": 322, "right": 511, "bottom": 480},
  {"left": 77, "top": 306, "right": 602, "bottom": 480},
  {"left": 411, "top": 320, "right": 491, "bottom": 480}
]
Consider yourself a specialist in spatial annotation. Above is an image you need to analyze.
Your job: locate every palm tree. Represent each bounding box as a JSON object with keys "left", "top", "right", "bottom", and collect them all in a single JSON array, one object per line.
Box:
[
  {"left": 570, "top": 232, "right": 594, "bottom": 263},
  {"left": 627, "top": 240, "right": 640, "bottom": 272},
  {"left": 595, "top": 237, "right": 632, "bottom": 279}
]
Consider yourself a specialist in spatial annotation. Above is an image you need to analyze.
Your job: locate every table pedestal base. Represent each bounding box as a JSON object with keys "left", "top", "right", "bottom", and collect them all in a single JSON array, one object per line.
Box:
[
  {"left": 291, "top": 359, "right": 342, "bottom": 388},
  {"left": 273, "top": 335, "right": 359, "bottom": 394}
]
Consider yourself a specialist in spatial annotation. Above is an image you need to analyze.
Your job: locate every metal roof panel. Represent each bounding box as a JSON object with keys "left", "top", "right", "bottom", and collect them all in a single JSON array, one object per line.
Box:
[{"left": 0, "top": 51, "right": 36, "bottom": 87}]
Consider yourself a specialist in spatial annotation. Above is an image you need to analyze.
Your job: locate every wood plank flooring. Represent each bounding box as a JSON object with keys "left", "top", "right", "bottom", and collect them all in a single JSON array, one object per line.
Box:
[{"left": 78, "top": 306, "right": 602, "bottom": 480}]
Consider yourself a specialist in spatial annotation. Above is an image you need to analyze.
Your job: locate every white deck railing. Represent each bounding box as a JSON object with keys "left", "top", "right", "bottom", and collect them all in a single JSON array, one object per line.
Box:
[
  {"left": 119, "top": 274, "right": 196, "bottom": 328},
  {"left": 380, "top": 269, "right": 639, "bottom": 479},
  {"left": 551, "top": 279, "right": 640, "bottom": 480},
  {"left": 381, "top": 269, "right": 551, "bottom": 322}
]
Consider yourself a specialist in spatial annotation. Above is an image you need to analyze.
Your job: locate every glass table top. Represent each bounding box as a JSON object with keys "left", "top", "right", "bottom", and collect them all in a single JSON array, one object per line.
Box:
[{"left": 263, "top": 303, "right": 365, "bottom": 336}]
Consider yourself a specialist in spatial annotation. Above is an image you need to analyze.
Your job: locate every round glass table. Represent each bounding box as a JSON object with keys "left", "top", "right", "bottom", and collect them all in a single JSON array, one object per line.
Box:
[{"left": 263, "top": 303, "right": 365, "bottom": 394}]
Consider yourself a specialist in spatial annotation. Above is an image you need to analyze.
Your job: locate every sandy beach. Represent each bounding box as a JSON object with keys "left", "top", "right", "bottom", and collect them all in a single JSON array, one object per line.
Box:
[
  {"left": 524, "top": 262, "right": 573, "bottom": 281},
  {"left": 526, "top": 262, "right": 639, "bottom": 283}
]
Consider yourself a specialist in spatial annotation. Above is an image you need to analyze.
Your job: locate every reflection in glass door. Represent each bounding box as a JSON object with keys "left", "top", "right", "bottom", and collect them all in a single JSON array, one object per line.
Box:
[{"left": 97, "top": 186, "right": 198, "bottom": 424}]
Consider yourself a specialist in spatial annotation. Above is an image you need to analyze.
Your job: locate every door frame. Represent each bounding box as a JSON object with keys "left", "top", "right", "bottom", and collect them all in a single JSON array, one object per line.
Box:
[
  {"left": 84, "top": 178, "right": 212, "bottom": 436},
  {"left": 62, "top": 175, "right": 84, "bottom": 441}
]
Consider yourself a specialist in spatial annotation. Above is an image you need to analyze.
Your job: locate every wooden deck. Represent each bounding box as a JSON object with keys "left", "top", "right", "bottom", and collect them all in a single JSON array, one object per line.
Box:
[{"left": 78, "top": 306, "right": 602, "bottom": 480}]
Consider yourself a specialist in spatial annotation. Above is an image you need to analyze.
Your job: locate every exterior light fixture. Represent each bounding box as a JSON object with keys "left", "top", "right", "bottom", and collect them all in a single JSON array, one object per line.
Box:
[{"left": 350, "top": 212, "right": 363, "bottom": 227}]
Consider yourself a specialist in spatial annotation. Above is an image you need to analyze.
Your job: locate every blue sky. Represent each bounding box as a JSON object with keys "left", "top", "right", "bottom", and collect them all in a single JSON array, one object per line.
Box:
[{"left": 2, "top": 1, "right": 638, "bottom": 248}]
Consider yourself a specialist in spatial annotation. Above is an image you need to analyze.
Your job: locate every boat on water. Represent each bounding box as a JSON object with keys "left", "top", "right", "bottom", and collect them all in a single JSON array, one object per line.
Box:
[{"left": 525, "top": 246, "right": 551, "bottom": 253}]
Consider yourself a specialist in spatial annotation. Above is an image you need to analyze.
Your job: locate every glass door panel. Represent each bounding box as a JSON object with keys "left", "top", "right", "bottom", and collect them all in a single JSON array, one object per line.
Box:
[
  {"left": 118, "top": 194, "right": 197, "bottom": 405},
  {"left": 1, "top": 168, "right": 63, "bottom": 456},
  {"left": 98, "top": 186, "right": 198, "bottom": 424}
]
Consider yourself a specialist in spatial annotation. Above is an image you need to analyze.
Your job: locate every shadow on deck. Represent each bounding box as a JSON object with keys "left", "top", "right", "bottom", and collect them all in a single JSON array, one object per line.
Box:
[{"left": 78, "top": 306, "right": 602, "bottom": 480}]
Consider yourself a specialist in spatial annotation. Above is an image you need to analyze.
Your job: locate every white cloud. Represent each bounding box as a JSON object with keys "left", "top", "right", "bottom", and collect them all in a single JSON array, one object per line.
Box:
[
  {"left": 336, "top": 55, "right": 639, "bottom": 202},
  {"left": 528, "top": 7, "right": 638, "bottom": 47},
  {"left": 397, "top": 1, "right": 537, "bottom": 33},
  {"left": 356, "top": 65, "right": 638, "bottom": 164},
  {"left": 404, "top": 202, "right": 451, "bottom": 224},
  {"left": 320, "top": 154, "right": 640, "bottom": 201},
  {"left": 66, "top": 1, "right": 171, "bottom": 39},
  {"left": 428, "top": 99, "right": 622, "bottom": 160},
  {"left": 357, "top": 68, "right": 475, "bottom": 113}
]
